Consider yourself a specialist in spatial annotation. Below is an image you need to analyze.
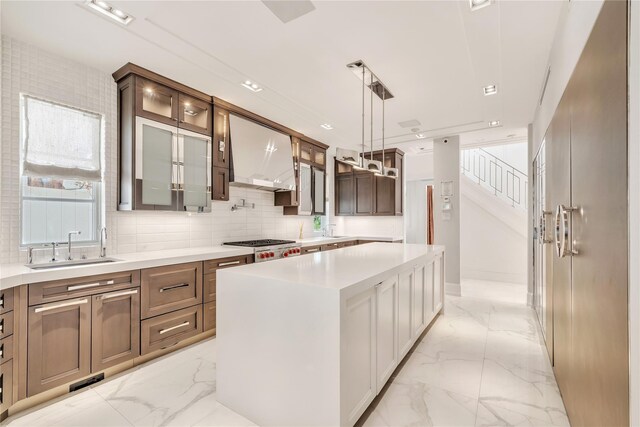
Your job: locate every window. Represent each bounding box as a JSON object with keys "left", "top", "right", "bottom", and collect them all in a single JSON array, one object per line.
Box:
[{"left": 20, "top": 94, "right": 104, "bottom": 246}]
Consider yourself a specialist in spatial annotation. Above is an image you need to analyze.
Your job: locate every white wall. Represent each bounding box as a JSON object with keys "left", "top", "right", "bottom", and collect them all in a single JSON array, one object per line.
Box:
[
  {"left": 0, "top": 36, "right": 317, "bottom": 264},
  {"left": 404, "top": 179, "right": 432, "bottom": 245},
  {"left": 482, "top": 142, "right": 527, "bottom": 173},
  {"left": 531, "top": 0, "right": 605, "bottom": 155},
  {"left": 405, "top": 151, "right": 434, "bottom": 181},
  {"left": 461, "top": 195, "right": 527, "bottom": 284},
  {"left": 433, "top": 136, "right": 460, "bottom": 290}
]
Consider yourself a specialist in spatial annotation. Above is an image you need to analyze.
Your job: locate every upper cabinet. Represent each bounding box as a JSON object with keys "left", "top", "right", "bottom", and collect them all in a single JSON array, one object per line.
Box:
[
  {"left": 334, "top": 148, "right": 404, "bottom": 216},
  {"left": 113, "top": 64, "right": 212, "bottom": 212},
  {"left": 114, "top": 63, "right": 329, "bottom": 212}
]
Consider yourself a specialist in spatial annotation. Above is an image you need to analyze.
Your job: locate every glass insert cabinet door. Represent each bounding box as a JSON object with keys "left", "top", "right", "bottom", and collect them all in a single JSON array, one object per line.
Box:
[
  {"left": 136, "top": 77, "right": 179, "bottom": 127},
  {"left": 179, "top": 129, "right": 212, "bottom": 212},
  {"left": 136, "top": 117, "right": 177, "bottom": 209},
  {"left": 313, "top": 167, "right": 325, "bottom": 215}
]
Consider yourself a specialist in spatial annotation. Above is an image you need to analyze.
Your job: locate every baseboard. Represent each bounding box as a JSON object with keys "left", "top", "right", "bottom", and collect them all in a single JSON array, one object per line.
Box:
[
  {"left": 527, "top": 291, "right": 534, "bottom": 307},
  {"left": 461, "top": 269, "right": 527, "bottom": 285},
  {"left": 445, "top": 281, "right": 461, "bottom": 296}
]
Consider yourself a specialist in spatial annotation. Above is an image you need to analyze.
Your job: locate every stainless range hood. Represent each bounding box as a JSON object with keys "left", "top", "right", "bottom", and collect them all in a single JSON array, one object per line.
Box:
[{"left": 229, "top": 114, "right": 296, "bottom": 191}]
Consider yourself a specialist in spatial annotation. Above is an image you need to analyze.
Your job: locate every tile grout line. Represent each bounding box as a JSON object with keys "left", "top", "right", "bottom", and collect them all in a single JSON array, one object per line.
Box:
[{"left": 473, "top": 306, "right": 493, "bottom": 426}]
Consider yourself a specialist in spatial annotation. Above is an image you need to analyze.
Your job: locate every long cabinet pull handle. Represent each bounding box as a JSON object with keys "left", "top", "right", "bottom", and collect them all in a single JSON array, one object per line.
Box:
[
  {"left": 218, "top": 261, "right": 240, "bottom": 267},
  {"left": 0, "top": 319, "right": 3, "bottom": 334},
  {"left": 0, "top": 295, "right": 4, "bottom": 309},
  {"left": 68, "top": 280, "right": 115, "bottom": 291},
  {"left": 159, "top": 321, "right": 190, "bottom": 335},
  {"left": 100, "top": 289, "right": 138, "bottom": 300},
  {"left": 159, "top": 283, "right": 189, "bottom": 293},
  {"left": 35, "top": 298, "right": 88, "bottom": 313},
  {"left": 307, "top": 248, "right": 319, "bottom": 253}
]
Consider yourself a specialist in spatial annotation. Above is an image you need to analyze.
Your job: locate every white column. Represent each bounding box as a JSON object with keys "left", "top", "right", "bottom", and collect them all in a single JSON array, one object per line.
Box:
[{"left": 433, "top": 136, "right": 460, "bottom": 293}]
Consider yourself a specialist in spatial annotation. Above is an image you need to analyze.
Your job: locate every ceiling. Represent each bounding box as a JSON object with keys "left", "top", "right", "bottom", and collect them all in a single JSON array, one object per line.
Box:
[{"left": 1, "top": 0, "right": 563, "bottom": 154}]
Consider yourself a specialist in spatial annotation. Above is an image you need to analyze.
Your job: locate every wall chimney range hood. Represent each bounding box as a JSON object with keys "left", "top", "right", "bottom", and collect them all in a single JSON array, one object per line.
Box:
[{"left": 229, "top": 114, "right": 296, "bottom": 192}]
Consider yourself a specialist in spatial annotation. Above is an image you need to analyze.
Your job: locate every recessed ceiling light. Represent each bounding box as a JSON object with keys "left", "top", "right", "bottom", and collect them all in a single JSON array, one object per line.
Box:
[
  {"left": 84, "top": 0, "right": 134, "bottom": 25},
  {"left": 241, "top": 80, "right": 263, "bottom": 92},
  {"left": 489, "top": 120, "right": 501, "bottom": 127},
  {"left": 469, "top": 0, "right": 491, "bottom": 11},
  {"left": 416, "top": 133, "right": 426, "bottom": 139},
  {"left": 320, "top": 124, "right": 333, "bottom": 130},
  {"left": 483, "top": 84, "right": 498, "bottom": 96}
]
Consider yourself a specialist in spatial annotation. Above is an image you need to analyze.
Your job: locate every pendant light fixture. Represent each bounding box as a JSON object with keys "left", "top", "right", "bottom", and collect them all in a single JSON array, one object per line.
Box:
[{"left": 335, "top": 60, "right": 394, "bottom": 173}]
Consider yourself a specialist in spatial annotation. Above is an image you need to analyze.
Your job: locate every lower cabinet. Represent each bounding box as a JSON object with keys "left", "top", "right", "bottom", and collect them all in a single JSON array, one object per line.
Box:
[
  {"left": 434, "top": 254, "right": 443, "bottom": 311},
  {"left": 91, "top": 288, "right": 141, "bottom": 372},
  {"left": 344, "top": 286, "right": 377, "bottom": 426},
  {"left": 28, "top": 298, "right": 92, "bottom": 396},
  {"left": 0, "top": 360, "right": 13, "bottom": 413},
  {"left": 141, "top": 305, "right": 202, "bottom": 355},
  {"left": 397, "top": 269, "right": 414, "bottom": 359},
  {"left": 376, "top": 276, "right": 398, "bottom": 393},
  {"left": 203, "top": 301, "right": 216, "bottom": 332},
  {"left": 343, "top": 256, "right": 443, "bottom": 425}
]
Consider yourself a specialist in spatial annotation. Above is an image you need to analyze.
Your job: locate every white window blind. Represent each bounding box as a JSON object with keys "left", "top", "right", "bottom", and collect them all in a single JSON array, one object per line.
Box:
[{"left": 21, "top": 95, "right": 103, "bottom": 181}]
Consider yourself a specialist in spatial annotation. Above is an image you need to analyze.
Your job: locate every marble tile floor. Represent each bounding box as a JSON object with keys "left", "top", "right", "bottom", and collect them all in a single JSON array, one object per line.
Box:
[
  {"left": 2, "top": 295, "right": 567, "bottom": 427},
  {"left": 460, "top": 279, "right": 528, "bottom": 305}
]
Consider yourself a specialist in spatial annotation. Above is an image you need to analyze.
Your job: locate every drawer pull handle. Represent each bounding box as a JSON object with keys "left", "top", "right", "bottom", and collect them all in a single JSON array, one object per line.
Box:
[
  {"left": 100, "top": 289, "right": 138, "bottom": 300},
  {"left": 159, "top": 321, "right": 190, "bottom": 335},
  {"left": 34, "top": 298, "right": 88, "bottom": 313},
  {"left": 159, "top": 283, "right": 189, "bottom": 293},
  {"left": 0, "top": 295, "right": 4, "bottom": 309},
  {"left": 218, "top": 260, "right": 240, "bottom": 267},
  {"left": 0, "top": 343, "right": 3, "bottom": 358},
  {"left": 0, "top": 319, "right": 3, "bottom": 334},
  {"left": 68, "top": 280, "right": 115, "bottom": 291},
  {"left": 307, "top": 248, "right": 319, "bottom": 253}
]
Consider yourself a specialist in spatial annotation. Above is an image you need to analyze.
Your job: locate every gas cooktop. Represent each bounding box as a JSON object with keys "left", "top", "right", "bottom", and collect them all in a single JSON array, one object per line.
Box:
[{"left": 223, "top": 239, "right": 296, "bottom": 248}]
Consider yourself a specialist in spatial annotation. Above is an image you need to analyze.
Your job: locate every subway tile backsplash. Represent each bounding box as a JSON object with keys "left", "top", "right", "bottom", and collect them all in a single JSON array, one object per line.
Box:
[{"left": 0, "top": 36, "right": 315, "bottom": 264}]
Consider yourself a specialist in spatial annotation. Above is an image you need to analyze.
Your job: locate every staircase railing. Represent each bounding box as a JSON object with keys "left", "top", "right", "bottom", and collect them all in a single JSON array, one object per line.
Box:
[{"left": 460, "top": 147, "right": 528, "bottom": 210}]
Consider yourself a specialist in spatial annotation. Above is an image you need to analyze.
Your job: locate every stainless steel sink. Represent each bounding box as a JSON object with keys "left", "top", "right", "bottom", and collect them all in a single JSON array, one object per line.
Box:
[
  {"left": 26, "top": 257, "right": 120, "bottom": 270},
  {"left": 327, "top": 236, "right": 347, "bottom": 239}
]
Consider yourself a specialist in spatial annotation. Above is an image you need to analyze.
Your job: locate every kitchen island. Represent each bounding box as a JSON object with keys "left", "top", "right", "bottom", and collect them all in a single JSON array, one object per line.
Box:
[{"left": 216, "top": 243, "right": 445, "bottom": 427}]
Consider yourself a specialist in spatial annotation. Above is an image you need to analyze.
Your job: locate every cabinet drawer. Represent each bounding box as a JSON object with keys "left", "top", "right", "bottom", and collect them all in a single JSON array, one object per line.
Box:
[
  {"left": 0, "top": 288, "right": 13, "bottom": 315},
  {"left": 141, "top": 262, "right": 202, "bottom": 319},
  {"left": 29, "top": 270, "right": 141, "bottom": 306},
  {"left": 0, "top": 312, "right": 13, "bottom": 341},
  {"left": 203, "top": 301, "right": 216, "bottom": 332},
  {"left": 321, "top": 242, "right": 341, "bottom": 251},
  {"left": 203, "top": 255, "right": 252, "bottom": 274},
  {"left": 141, "top": 305, "right": 202, "bottom": 354},
  {"left": 203, "top": 274, "right": 216, "bottom": 304},
  {"left": 301, "top": 245, "right": 322, "bottom": 254},
  {"left": 0, "top": 336, "right": 13, "bottom": 365},
  {"left": 0, "top": 359, "right": 13, "bottom": 412}
]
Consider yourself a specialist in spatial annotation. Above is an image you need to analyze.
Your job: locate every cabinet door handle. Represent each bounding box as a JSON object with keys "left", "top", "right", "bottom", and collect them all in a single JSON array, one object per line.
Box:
[
  {"left": 159, "top": 283, "right": 190, "bottom": 293},
  {"left": 68, "top": 280, "right": 114, "bottom": 291},
  {"left": 0, "top": 343, "right": 3, "bottom": 359},
  {"left": 218, "top": 260, "right": 240, "bottom": 267},
  {"left": 100, "top": 289, "right": 138, "bottom": 300},
  {"left": 0, "top": 319, "right": 3, "bottom": 334},
  {"left": 159, "top": 321, "right": 190, "bottom": 335},
  {"left": 0, "top": 294, "right": 4, "bottom": 309},
  {"left": 35, "top": 298, "right": 88, "bottom": 313}
]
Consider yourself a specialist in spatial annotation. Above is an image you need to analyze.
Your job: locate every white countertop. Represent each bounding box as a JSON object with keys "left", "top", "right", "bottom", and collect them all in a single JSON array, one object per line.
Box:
[
  {"left": 218, "top": 243, "right": 443, "bottom": 293},
  {"left": 0, "top": 246, "right": 254, "bottom": 290},
  {"left": 0, "top": 235, "right": 405, "bottom": 290}
]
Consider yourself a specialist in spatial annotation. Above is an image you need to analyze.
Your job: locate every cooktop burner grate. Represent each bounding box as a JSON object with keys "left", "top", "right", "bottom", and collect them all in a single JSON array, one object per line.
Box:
[{"left": 224, "top": 239, "right": 296, "bottom": 248}]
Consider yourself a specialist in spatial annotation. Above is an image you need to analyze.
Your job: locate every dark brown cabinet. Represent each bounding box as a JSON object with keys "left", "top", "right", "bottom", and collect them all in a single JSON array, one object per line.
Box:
[
  {"left": 141, "top": 262, "right": 203, "bottom": 319},
  {"left": 1, "top": 360, "right": 13, "bottom": 414},
  {"left": 312, "top": 167, "right": 326, "bottom": 215},
  {"left": 334, "top": 149, "right": 404, "bottom": 216},
  {"left": 91, "top": 288, "right": 140, "bottom": 372},
  {"left": 135, "top": 76, "right": 179, "bottom": 127},
  {"left": 178, "top": 94, "right": 212, "bottom": 136},
  {"left": 212, "top": 167, "right": 230, "bottom": 201},
  {"left": 141, "top": 305, "right": 202, "bottom": 355},
  {"left": 335, "top": 171, "right": 355, "bottom": 216},
  {"left": 28, "top": 298, "right": 92, "bottom": 396},
  {"left": 212, "top": 106, "right": 230, "bottom": 168},
  {"left": 355, "top": 172, "right": 374, "bottom": 215}
]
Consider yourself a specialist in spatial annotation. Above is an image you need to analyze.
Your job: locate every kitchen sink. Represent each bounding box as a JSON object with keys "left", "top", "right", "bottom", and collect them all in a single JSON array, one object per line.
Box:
[{"left": 26, "top": 257, "right": 121, "bottom": 270}]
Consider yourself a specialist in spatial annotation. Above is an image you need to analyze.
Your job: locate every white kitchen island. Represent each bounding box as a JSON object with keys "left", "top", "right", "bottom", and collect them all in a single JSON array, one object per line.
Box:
[{"left": 216, "top": 243, "right": 445, "bottom": 427}]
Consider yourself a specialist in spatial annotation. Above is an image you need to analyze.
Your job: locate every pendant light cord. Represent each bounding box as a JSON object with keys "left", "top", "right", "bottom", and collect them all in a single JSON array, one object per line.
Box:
[
  {"left": 361, "top": 67, "right": 365, "bottom": 167},
  {"left": 370, "top": 73, "right": 374, "bottom": 161}
]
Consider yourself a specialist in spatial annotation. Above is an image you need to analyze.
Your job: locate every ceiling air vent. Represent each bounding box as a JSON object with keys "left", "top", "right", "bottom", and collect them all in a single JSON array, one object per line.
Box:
[{"left": 539, "top": 66, "right": 551, "bottom": 106}]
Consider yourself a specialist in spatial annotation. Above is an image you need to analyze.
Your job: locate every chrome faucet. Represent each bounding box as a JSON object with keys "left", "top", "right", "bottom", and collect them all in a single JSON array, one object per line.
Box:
[
  {"left": 100, "top": 227, "right": 108, "bottom": 258},
  {"left": 48, "top": 242, "right": 59, "bottom": 262},
  {"left": 67, "top": 231, "right": 81, "bottom": 260}
]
